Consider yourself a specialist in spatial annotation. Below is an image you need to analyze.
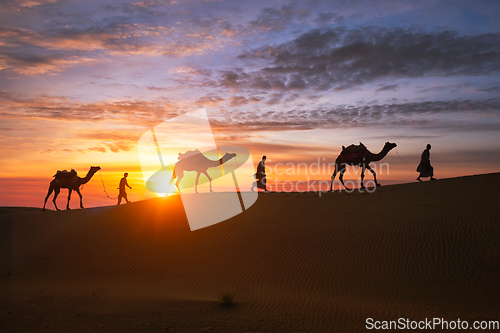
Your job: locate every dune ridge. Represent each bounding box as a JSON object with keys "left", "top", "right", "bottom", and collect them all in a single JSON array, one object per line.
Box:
[{"left": 1, "top": 173, "right": 499, "bottom": 332}]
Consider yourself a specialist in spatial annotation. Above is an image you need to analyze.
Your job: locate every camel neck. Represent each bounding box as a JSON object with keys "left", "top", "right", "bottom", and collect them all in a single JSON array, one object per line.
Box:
[
  {"left": 219, "top": 154, "right": 233, "bottom": 165},
  {"left": 79, "top": 169, "right": 97, "bottom": 184},
  {"left": 370, "top": 146, "right": 391, "bottom": 162},
  {"left": 202, "top": 154, "right": 233, "bottom": 168},
  {"left": 208, "top": 157, "right": 221, "bottom": 166}
]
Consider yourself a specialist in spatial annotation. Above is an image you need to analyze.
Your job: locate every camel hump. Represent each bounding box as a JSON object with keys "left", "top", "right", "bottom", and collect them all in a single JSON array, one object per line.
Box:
[
  {"left": 341, "top": 142, "right": 367, "bottom": 154},
  {"left": 53, "top": 169, "right": 78, "bottom": 178},
  {"left": 178, "top": 149, "right": 202, "bottom": 160}
]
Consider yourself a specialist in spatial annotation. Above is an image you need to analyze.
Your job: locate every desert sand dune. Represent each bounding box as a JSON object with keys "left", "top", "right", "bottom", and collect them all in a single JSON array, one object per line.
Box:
[{"left": 1, "top": 173, "right": 499, "bottom": 332}]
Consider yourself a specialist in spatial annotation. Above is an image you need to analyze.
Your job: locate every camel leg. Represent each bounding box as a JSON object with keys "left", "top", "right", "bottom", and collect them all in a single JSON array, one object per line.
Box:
[
  {"left": 330, "top": 163, "right": 338, "bottom": 192},
  {"left": 176, "top": 171, "right": 184, "bottom": 194},
  {"left": 53, "top": 188, "right": 61, "bottom": 211},
  {"left": 202, "top": 171, "right": 213, "bottom": 192},
  {"left": 338, "top": 165, "right": 350, "bottom": 190},
  {"left": 43, "top": 185, "right": 54, "bottom": 211},
  {"left": 66, "top": 189, "right": 72, "bottom": 210},
  {"left": 75, "top": 188, "right": 84, "bottom": 209},
  {"left": 367, "top": 165, "right": 380, "bottom": 186},
  {"left": 167, "top": 168, "right": 176, "bottom": 194},
  {"left": 360, "top": 164, "right": 366, "bottom": 188},
  {"left": 195, "top": 172, "right": 201, "bottom": 193}
]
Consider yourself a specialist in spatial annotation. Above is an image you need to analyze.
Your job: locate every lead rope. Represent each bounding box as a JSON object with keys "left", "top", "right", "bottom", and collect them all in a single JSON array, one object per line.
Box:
[
  {"left": 232, "top": 155, "right": 257, "bottom": 178},
  {"left": 99, "top": 171, "right": 118, "bottom": 200},
  {"left": 394, "top": 147, "right": 415, "bottom": 171}
]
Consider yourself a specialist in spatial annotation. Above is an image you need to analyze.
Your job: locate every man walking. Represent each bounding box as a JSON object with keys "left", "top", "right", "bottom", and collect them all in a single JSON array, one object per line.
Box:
[
  {"left": 256, "top": 155, "right": 268, "bottom": 192},
  {"left": 118, "top": 172, "right": 132, "bottom": 205},
  {"left": 417, "top": 144, "right": 436, "bottom": 182}
]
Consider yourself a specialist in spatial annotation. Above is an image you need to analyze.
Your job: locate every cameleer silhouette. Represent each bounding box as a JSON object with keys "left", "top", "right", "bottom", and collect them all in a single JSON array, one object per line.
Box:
[
  {"left": 330, "top": 142, "right": 397, "bottom": 191},
  {"left": 43, "top": 166, "right": 101, "bottom": 211},
  {"left": 168, "top": 149, "right": 237, "bottom": 193},
  {"left": 256, "top": 155, "right": 268, "bottom": 191},
  {"left": 417, "top": 144, "right": 436, "bottom": 182},
  {"left": 117, "top": 172, "right": 132, "bottom": 205}
]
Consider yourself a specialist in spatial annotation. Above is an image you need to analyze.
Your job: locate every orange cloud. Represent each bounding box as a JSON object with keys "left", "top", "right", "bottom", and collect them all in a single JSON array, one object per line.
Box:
[
  {"left": 19, "top": 0, "right": 59, "bottom": 7},
  {"left": 0, "top": 91, "right": 188, "bottom": 126},
  {"left": 0, "top": 23, "right": 224, "bottom": 76},
  {"left": 0, "top": 23, "right": 221, "bottom": 59},
  {"left": 0, "top": 54, "right": 101, "bottom": 75}
]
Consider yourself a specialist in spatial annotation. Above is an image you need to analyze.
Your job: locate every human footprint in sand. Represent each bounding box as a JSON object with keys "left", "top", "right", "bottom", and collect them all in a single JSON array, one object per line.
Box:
[{"left": 417, "top": 144, "right": 436, "bottom": 182}]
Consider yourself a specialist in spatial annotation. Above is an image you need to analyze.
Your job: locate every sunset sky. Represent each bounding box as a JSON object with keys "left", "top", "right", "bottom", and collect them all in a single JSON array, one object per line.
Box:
[{"left": 1, "top": 0, "right": 499, "bottom": 208}]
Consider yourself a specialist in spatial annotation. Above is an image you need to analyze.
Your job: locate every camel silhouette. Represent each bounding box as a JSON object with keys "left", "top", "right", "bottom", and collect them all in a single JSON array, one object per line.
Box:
[
  {"left": 43, "top": 166, "right": 101, "bottom": 211},
  {"left": 169, "top": 150, "right": 236, "bottom": 193},
  {"left": 330, "top": 142, "right": 397, "bottom": 191}
]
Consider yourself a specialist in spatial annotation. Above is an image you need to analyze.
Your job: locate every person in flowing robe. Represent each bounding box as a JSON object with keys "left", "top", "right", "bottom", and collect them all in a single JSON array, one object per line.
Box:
[
  {"left": 256, "top": 156, "right": 267, "bottom": 191},
  {"left": 417, "top": 144, "right": 436, "bottom": 182}
]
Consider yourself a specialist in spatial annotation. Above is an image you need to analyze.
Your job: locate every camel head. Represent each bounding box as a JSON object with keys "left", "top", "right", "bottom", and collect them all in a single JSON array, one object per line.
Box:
[
  {"left": 90, "top": 166, "right": 101, "bottom": 173},
  {"left": 222, "top": 152, "right": 237, "bottom": 163},
  {"left": 384, "top": 142, "right": 397, "bottom": 151}
]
